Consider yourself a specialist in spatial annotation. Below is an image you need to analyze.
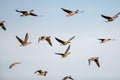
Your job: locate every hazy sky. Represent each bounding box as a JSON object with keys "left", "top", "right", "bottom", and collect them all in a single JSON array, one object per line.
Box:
[{"left": 0, "top": 0, "right": 120, "bottom": 80}]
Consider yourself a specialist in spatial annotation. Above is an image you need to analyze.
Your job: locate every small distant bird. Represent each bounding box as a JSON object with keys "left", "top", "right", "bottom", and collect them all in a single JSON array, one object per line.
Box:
[
  {"left": 0, "top": 21, "right": 6, "bottom": 31},
  {"left": 16, "top": 33, "right": 31, "bottom": 47},
  {"left": 38, "top": 36, "right": 52, "bottom": 46},
  {"left": 34, "top": 70, "right": 48, "bottom": 76},
  {"left": 88, "top": 57, "right": 100, "bottom": 67},
  {"left": 16, "top": 9, "right": 40, "bottom": 17},
  {"left": 98, "top": 38, "right": 114, "bottom": 43},
  {"left": 55, "top": 36, "right": 75, "bottom": 46},
  {"left": 61, "top": 8, "right": 83, "bottom": 17},
  {"left": 101, "top": 12, "right": 120, "bottom": 22},
  {"left": 63, "top": 75, "right": 74, "bottom": 80},
  {"left": 9, "top": 62, "right": 21, "bottom": 69},
  {"left": 55, "top": 45, "right": 71, "bottom": 58}
]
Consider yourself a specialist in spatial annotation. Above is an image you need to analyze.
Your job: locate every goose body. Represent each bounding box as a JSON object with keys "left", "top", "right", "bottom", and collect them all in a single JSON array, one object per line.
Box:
[
  {"left": 55, "top": 45, "right": 71, "bottom": 58},
  {"left": 16, "top": 10, "right": 38, "bottom": 17},
  {"left": 98, "top": 38, "right": 113, "bottom": 43},
  {"left": 63, "top": 75, "right": 74, "bottom": 80},
  {"left": 9, "top": 62, "right": 21, "bottom": 69},
  {"left": 34, "top": 70, "right": 47, "bottom": 76},
  {"left": 0, "top": 21, "right": 6, "bottom": 31},
  {"left": 88, "top": 57, "right": 100, "bottom": 67},
  {"left": 101, "top": 12, "right": 120, "bottom": 22},
  {"left": 38, "top": 36, "right": 52, "bottom": 46},
  {"left": 16, "top": 33, "right": 31, "bottom": 47},
  {"left": 55, "top": 36, "right": 75, "bottom": 45}
]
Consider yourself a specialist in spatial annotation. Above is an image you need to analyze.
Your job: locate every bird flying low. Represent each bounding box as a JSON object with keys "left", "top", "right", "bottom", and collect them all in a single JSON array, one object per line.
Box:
[
  {"left": 55, "top": 45, "right": 71, "bottom": 58},
  {"left": 55, "top": 36, "right": 75, "bottom": 46},
  {"left": 63, "top": 75, "right": 74, "bottom": 80},
  {"left": 61, "top": 8, "right": 84, "bottom": 17},
  {"left": 101, "top": 12, "right": 120, "bottom": 22},
  {"left": 16, "top": 33, "right": 31, "bottom": 47},
  {"left": 0, "top": 21, "right": 6, "bottom": 31},
  {"left": 15, "top": 9, "right": 40, "bottom": 17},
  {"left": 38, "top": 36, "right": 52, "bottom": 46},
  {"left": 98, "top": 38, "right": 115, "bottom": 43},
  {"left": 88, "top": 57, "right": 100, "bottom": 67},
  {"left": 34, "top": 70, "right": 48, "bottom": 76},
  {"left": 9, "top": 62, "right": 21, "bottom": 69}
]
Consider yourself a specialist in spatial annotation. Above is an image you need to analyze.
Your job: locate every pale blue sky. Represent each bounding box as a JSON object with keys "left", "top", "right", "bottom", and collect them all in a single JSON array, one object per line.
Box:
[{"left": 0, "top": 0, "right": 120, "bottom": 80}]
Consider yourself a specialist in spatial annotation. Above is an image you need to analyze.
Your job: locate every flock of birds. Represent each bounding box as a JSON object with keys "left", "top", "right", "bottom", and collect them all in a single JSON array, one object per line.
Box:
[{"left": 1, "top": 6, "right": 120, "bottom": 80}]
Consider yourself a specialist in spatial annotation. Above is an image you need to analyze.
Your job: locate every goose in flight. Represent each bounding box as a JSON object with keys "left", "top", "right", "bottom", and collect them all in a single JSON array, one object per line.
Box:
[
  {"left": 98, "top": 38, "right": 114, "bottom": 43},
  {"left": 16, "top": 9, "right": 39, "bottom": 17},
  {"left": 34, "top": 70, "right": 48, "bottom": 76},
  {"left": 88, "top": 57, "right": 100, "bottom": 67},
  {"left": 0, "top": 21, "right": 6, "bottom": 31},
  {"left": 61, "top": 8, "right": 83, "bottom": 17},
  {"left": 55, "top": 45, "right": 71, "bottom": 58},
  {"left": 38, "top": 36, "right": 52, "bottom": 46},
  {"left": 63, "top": 75, "right": 74, "bottom": 80},
  {"left": 55, "top": 36, "right": 75, "bottom": 46},
  {"left": 16, "top": 33, "right": 31, "bottom": 47},
  {"left": 101, "top": 12, "right": 120, "bottom": 22},
  {"left": 9, "top": 62, "right": 21, "bottom": 69}
]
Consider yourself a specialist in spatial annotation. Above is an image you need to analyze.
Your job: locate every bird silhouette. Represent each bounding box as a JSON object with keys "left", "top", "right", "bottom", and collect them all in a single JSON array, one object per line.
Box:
[
  {"left": 0, "top": 21, "right": 6, "bottom": 31},
  {"left": 88, "top": 57, "right": 100, "bottom": 67}
]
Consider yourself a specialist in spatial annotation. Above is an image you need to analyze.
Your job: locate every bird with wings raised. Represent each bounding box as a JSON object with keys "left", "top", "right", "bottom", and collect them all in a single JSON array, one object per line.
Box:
[
  {"left": 16, "top": 9, "right": 40, "bottom": 17},
  {"left": 55, "top": 36, "right": 75, "bottom": 46},
  {"left": 38, "top": 36, "right": 52, "bottom": 46},
  {"left": 61, "top": 8, "right": 83, "bottom": 17},
  {"left": 63, "top": 75, "right": 74, "bottom": 80},
  {"left": 0, "top": 21, "right": 6, "bottom": 31},
  {"left": 55, "top": 45, "right": 71, "bottom": 58},
  {"left": 16, "top": 33, "right": 31, "bottom": 47},
  {"left": 9, "top": 62, "right": 21, "bottom": 69},
  {"left": 34, "top": 70, "right": 48, "bottom": 76},
  {"left": 88, "top": 57, "right": 100, "bottom": 67},
  {"left": 101, "top": 12, "right": 120, "bottom": 22}
]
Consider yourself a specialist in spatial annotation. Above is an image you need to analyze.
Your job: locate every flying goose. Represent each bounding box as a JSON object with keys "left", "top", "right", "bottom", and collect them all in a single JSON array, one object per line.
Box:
[
  {"left": 101, "top": 12, "right": 120, "bottom": 22},
  {"left": 38, "top": 36, "right": 52, "bottom": 46},
  {"left": 34, "top": 70, "right": 48, "bottom": 76},
  {"left": 88, "top": 57, "right": 100, "bottom": 67},
  {"left": 55, "top": 36, "right": 75, "bottom": 45},
  {"left": 16, "top": 33, "right": 31, "bottom": 47},
  {"left": 0, "top": 21, "right": 6, "bottom": 31},
  {"left": 61, "top": 8, "right": 83, "bottom": 17},
  {"left": 16, "top": 9, "right": 39, "bottom": 17},
  {"left": 98, "top": 38, "right": 114, "bottom": 43},
  {"left": 55, "top": 45, "right": 71, "bottom": 58},
  {"left": 9, "top": 62, "right": 21, "bottom": 69},
  {"left": 63, "top": 75, "right": 74, "bottom": 80}
]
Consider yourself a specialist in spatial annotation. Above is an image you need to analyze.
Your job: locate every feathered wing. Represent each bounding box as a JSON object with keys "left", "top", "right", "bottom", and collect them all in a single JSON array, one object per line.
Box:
[
  {"left": 101, "top": 15, "right": 111, "bottom": 19},
  {"left": 1, "top": 24, "right": 6, "bottom": 31},
  {"left": 114, "top": 12, "right": 120, "bottom": 16},
  {"left": 55, "top": 37, "right": 65, "bottom": 44},
  {"left": 46, "top": 38, "right": 52, "bottom": 46},
  {"left": 30, "top": 13, "right": 38, "bottom": 16},
  {"left": 94, "top": 59, "right": 100, "bottom": 67},
  {"left": 16, "top": 36, "right": 24, "bottom": 44},
  {"left": 61, "top": 8, "right": 72, "bottom": 13},
  {"left": 55, "top": 53, "right": 63, "bottom": 55},
  {"left": 65, "top": 45, "right": 70, "bottom": 53},
  {"left": 98, "top": 39, "right": 104, "bottom": 43},
  {"left": 88, "top": 59, "right": 91, "bottom": 66},
  {"left": 24, "top": 33, "right": 29, "bottom": 42},
  {"left": 68, "top": 36, "right": 75, "bottom": 42},
  {"left": 34, "top": 70, "right": 42, "bottom": 74},
  {"left": 15, "top": 10, "right": 27, "bottom": 13}
]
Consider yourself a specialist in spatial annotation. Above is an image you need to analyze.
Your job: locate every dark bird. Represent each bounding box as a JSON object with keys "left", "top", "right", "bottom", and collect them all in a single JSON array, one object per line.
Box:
[
  {"left": 61, "top": 8, "right": 83, "bottom": 17},
  {"left": 16, "top": 33, "right": 31, "bottom": 47},
  {"left": 16, "top": 9, "right": 40, "bottom": 17},
  {"left": 88, "top": 57, "right": 100, "bottom": 67},
  {"left": 101, "top": 12, "right": 120, "bottom": 22},
  {"left": 55, "top": 36, "right": 75, "bottom": 46},
  {"left": 0, "top": 21, "right": 6, "bottom": 31},
  {"left": 98, "top": 38, "right": 114, "bottom": 43},
  {"left": 9, "top": 62, "right": 21, "bottom": 69},
  {"left": 55, "top": 45, "right": 71, "bottom": 58},
  {"left": 38, "top": 36, "right": 52, "bottom": 46},
  {"left": 63, "top": 75, "right": 74, "bottom": 80},
  {"left": 34, "top": 70, "right": 48, "bottom": 76}
]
